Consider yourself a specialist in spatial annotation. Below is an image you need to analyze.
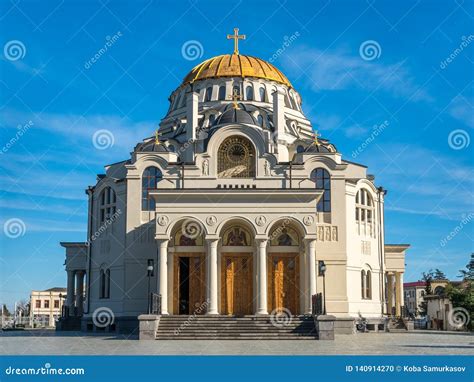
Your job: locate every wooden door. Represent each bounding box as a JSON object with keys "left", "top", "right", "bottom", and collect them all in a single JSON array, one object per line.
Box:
[
  {"left": 221, "top": 254, "right": 253, "bottom": 315},
  {"left": 268, "top": 254, "right": 299, "bottom": 315},
  {"left": 173, "top": 254, "right": 206, "bottom": 314},
  {"left": 189, "top": 256, "right": 206, "bottom": 312}
]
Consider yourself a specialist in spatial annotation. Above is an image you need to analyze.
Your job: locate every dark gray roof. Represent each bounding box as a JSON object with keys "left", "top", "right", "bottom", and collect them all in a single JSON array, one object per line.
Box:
[{"left": 216, "top": 106, "right": 256, "bottom": 126}]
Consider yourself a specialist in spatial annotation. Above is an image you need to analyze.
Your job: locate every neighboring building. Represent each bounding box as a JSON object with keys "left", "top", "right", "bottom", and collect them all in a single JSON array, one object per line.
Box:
[
  {"left": 59, "top": 30, "right": 410, "bottom": 334},
  {"left": 29, "top": 288, "right": 67, "bottom": 327},
  {"left": 404, "top": 281, "right": 427, "bottom": 317}
]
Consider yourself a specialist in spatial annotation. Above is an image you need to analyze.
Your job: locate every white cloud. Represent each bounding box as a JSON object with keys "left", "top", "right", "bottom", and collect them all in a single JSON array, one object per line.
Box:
[
  {"left": 281, "top": 46, "right": 432, "bottom": 102},
  {"left": 448, "top": 95, "right": 474, "bottom": 128}
]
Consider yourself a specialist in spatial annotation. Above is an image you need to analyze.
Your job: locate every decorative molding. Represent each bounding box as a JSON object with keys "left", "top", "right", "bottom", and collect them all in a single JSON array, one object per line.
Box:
[
  {"left": 255, "top": 215, "right": 266, "bottom": 226},
  {"left": 303, "top": 215, "right": 314, "bottom": 226},
  {"left": 206, "top": 215, "right": 217, "bottom": 226},
  {"left": 317, "top": 225, "right": 338, "bottom": 242},
  {"left": 157, "top": 215, "right": 169, "bottom": 226}
]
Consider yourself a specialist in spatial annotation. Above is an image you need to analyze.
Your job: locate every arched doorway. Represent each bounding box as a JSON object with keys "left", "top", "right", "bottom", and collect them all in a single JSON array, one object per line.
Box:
[
  {"left": 219, "top": 224, "right": 254, "bottom": 315},
  {"left": 268, "top": 224, "right": 302, "bottom": 315},
  {"left": 171, "top": 220, "right": 207, "bottom": 315}
]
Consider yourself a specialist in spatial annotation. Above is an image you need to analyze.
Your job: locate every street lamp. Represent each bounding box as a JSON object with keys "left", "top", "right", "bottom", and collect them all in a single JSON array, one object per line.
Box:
[
  {"left": 319, "top": 261, "right": 327, "bottom": 315},
  {"left": 147, "top": 260, "right": 154, "bottom": 314}
]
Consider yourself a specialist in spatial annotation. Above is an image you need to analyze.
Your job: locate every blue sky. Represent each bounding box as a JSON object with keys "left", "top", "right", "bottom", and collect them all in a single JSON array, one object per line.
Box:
[{"left": 1, "top": 0, "right": 473, "bottom": 309}]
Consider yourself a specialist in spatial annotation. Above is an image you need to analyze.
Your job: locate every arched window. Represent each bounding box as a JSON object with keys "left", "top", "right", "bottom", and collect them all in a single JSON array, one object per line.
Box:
[
  {"left": 217, "top": 136, "right": 256, "bottom": 178},
  {"left": 259, "top": 87, "right": 266, "bottom": 102},
  {"left": 311, "top": 168, "right": 331, "bottom": 212},
  {"left": 218, "top": 85, "right": 226, "bottom": 100},
  {"left": 366, "top": 270, "right": 372, "bottom": 299},
  {"left": 257, "top": 114, "right": 264, "bottom": 127},
  {"left": 361, "top": 270, "right": 366, "bottom": 299},
  {"left": 361, "top": 268, "right": 372, "bottom": 299},
  {"left": 284, "top": 93, "right": 291, "bottom": 108},
  {"left": 355, "top": 189, "right": 375, "bottom": 236},
  {"left": 245, "top": 85, "right": 254, "bottom": 100},
  {"left": 99, "top": 187, "right": 116, "bottom": 223},
  {"left": 205, "top": 86, "right": 213, "bottom": 102},
  {"left": 142, "top": 167, "right": 162, "bottom": 211},
  {"left": 232, "top": 85, "right": 241, "bottom": 97},
  {"left": 100, "top": 268, "right": 110, "bottom": 299}
]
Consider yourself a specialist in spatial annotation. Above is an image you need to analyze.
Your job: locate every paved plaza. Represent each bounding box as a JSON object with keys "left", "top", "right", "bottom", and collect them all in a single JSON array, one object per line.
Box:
[{"left": 1, "top": 330, "right": 472, "bottom": 355}]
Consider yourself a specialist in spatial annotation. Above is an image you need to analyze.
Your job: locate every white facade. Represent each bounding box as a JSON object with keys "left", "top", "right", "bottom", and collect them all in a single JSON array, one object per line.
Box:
[{"left": 61, "top": 52, "right": 408, "bottom": 333}]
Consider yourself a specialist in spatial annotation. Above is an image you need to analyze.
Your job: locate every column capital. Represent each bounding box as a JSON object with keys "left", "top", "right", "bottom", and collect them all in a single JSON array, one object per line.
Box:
[
  {"left": 205, "top": 237, "right": 219, "bottom": 247},
  {"left": 157, "top": 238, "right": 169, "bottom": 249},
  {"left": 304, "top": 237, "right": 317, "bottom": 247},
  {"left": 255, "top": 238, "right": 268, "bottom": 247}
]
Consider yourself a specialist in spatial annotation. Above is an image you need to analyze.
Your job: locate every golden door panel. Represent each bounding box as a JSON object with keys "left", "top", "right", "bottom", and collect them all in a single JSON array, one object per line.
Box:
[
  {"left": 173, "top": 253, "right": 206, "bottom": 315},
  {"left": 268, "top": 254, "right": 299, "bottom": 315},
  {"left": 220, "top": 254, "right": 253, "bottom": 315}
]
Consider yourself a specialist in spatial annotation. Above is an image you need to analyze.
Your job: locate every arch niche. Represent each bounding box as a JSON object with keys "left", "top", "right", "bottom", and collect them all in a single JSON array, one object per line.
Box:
[
  {"left": 218, "top": 219, "right": 255, "bottom": 315},
  {"left": 170, "top": 219, "right": 207, "bottom": 315},
  {"left": 267, "top": 220, "right": 304, "bottom": 315}
]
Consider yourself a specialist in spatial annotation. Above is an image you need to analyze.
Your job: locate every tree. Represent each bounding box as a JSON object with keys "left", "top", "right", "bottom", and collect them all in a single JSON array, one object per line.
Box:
[
  {"left": 422, "top": 270, "right": 433, "bottom": 295},
  {"left": 446, "top": 254, "right": 474, "bottom": 331},
  {"left": 433, "top": 268, "right": 447, "bottom": 280},
  {"left": 458, "top": 253, "right": 474, "bottom": 281},
  {"left": 418, "top": 271, "right": 434, "bottom": 316}
]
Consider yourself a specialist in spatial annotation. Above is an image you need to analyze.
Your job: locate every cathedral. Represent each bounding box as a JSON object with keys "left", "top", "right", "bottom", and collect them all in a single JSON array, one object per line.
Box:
[{"left": 59, "top": 29, "right": 409, "bottom": 336}]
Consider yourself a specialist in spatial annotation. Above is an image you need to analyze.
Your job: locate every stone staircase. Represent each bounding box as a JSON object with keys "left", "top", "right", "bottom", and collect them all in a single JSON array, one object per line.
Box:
[{"left": 156, "top": 315, "right": 318, "bottom": 340}]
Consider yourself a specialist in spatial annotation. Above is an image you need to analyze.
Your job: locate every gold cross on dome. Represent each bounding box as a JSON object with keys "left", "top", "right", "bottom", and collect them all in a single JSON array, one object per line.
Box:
[
  {"left": 230, "top": 88, "right": 241, "bottom": 109},
  {"left": 155, "top": 129, "right": 160, "bottom": 144},
  {"left": 312, "top": 130, "right": 321, "bottom": 146},
  {"left": 227, "top": 28, "right": 246, "bottom": 55}
]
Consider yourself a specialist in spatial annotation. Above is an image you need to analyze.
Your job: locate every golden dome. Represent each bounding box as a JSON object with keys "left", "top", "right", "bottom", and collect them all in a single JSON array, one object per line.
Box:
[{"left": 182, "top": 54, "right": 292, "bottom": 87}]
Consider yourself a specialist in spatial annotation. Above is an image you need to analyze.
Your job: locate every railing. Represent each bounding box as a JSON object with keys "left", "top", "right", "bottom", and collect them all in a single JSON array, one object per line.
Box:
[
  {"left": 312, "top": 293, "right": 323, "bottom": 315},
  {"left": 151, "top": 293, "right": 162, "bottom": 315}
]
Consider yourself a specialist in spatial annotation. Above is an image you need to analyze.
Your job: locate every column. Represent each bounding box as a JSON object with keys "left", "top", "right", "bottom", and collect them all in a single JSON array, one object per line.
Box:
[
  {"left": 66, "top": 271, "right": 75, "bottom": 313},
  {"left": 395, "top": 272, "right": 402, "bottom": 317},
  {"left": 158, "top": 239, "right": 169, "bottom": 315},
  {"left": 306, "top": 239, "right": 317, "bottom": 313},
  {"left": 387, "top": 273, "right": 394, "bottom": 315},
  {"left": 76, "top": 271, "right": 85, "bottom": 316},
  {"left": 206, "top": 239, "right": 219, "bottom": 315},
  {"left": 256, "top": 239, "right": 268, "bottom": 315}
]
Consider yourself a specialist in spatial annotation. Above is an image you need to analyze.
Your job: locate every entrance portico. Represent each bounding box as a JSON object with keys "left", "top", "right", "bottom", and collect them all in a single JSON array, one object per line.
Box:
[{"left": 152, "top": 188, "right": 321, "bottom": 315}]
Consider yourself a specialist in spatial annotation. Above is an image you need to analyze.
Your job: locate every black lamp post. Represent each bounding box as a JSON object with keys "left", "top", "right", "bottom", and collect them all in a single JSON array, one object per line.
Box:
[
  {"left": 147, "top": 260, "right": 154, "bottom": 314},
  {"left": 319, "top": 261, "right": 327, "bottom": 315}
]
